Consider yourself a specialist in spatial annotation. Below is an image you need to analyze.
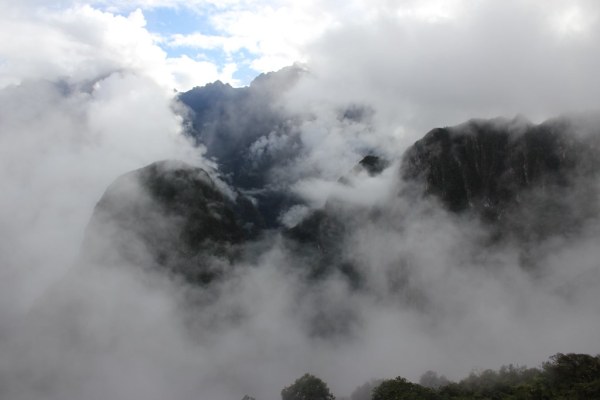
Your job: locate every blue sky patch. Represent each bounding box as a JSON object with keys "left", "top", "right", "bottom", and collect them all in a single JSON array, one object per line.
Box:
[{"left": 144, "top": 7, "right": 259, "bottom": 86}]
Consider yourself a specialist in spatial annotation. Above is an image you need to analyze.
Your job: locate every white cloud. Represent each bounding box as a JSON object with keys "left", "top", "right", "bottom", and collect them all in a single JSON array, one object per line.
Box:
[
  {"left": 159, "top": 1, "right": 333, "bottom": 73},
  {"left": 168, "top": 32, "right": 251, "bottom": 54},
  {"left": 278, "top": 0, "right": 600, "bottom": 145},
  {"left": 166, "top": 55, "right": 239, "bottom": 89},
  {"left": 0, "top": 0, "right": 216, "bottom": 321},
  {"left": 552, "top": 4, "right": 597, "bottom": 37},
  {"left": 35, "top": 0, "right": 595, "bottom": 85},
  {"left": 1, "top": 1, "right": 600, "bottom": 399},
  {"left": 0, "top": 4, "right": 233, "bottom": 91}
]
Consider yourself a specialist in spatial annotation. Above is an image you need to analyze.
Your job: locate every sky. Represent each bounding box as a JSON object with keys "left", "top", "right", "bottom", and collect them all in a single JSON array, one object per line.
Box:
[
  {"left": 2, "top": 0, "right": 598, "bottom": 121},
  {"left": 1, "top": 0, "right": 600, "bottom": 94},
  {"left": 1, "top": 1, "right": 600, "bottom": 400}
]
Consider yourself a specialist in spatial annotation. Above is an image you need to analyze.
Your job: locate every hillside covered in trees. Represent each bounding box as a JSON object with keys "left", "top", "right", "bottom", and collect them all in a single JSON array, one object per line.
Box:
[{"left": 277, "top": 353, "right": 600, "bottom": 400}]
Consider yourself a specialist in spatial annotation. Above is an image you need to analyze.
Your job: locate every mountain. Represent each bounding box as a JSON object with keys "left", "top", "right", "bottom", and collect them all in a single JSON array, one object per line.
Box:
[
  {"left": 178, "top": 65, "right": 307, "bottom": 227},
  {"left": 83, "top": 113, "right": 600, "bottom": 285},
  {"left": 81, "top": 160, "right": 264, "bottom": 285},
  {"left": 284, "top": 115, "right": 600, "bottom": 282},
  {"left": 177, "top": 66, "right": 384, "bottom": 229},
  {"left": 402, "top": 115, "right": 600, "bottom": 242}
]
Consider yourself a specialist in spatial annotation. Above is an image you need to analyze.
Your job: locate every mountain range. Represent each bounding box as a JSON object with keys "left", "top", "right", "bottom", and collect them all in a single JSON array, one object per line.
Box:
[{"left": 83, "top": 67, "right": 600, "bottom": 289}]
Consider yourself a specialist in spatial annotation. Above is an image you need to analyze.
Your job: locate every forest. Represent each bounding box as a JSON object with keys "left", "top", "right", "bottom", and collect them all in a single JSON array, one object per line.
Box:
[{"left": 277, "top": 353, "right": 600, "bottom": 400}]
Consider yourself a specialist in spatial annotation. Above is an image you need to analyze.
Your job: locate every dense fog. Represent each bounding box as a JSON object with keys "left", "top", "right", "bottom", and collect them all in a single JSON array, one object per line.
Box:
[{"left": 1, "top": 1, "right": 599, "bottom": 399}]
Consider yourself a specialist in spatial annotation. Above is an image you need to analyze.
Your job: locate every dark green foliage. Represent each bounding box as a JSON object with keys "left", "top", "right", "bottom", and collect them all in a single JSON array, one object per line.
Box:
[
  {"left": 541, "top": 353, "right": 600, "bottom": 399},
  {"left": 439, "top": 364, "right": 543, "bottom": 399},
  {"left": 372, "top": 377, "right": 440, "bottom": 400},
  {"left": 543, "top": 353, "right": 600, "bottom": 384},
  {"left": 364, "top": 353, "right": 600, "bottom": 400},
  {"left": 281, "top": 373, "right": 335, "bottom": 400},
  {"left": 434, "top": 353, "right": 600, "bottom": 400}
]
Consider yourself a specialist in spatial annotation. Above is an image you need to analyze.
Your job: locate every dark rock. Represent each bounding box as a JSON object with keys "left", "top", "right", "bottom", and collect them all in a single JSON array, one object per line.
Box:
[
  {"left": 82, "top": 114, "right": 600, "bottom": 285},
  {"left": 284, "top": 155, "right": 390, "bottom": 285},
  {"left": 284, "top": 208, "right": 350, "bottom": 280},
  {"left": 177, "top": 66, "right": 305, "bottom": 188},
  {"left": 338, "top": 104, "right": 375, "bottom": 123},
  {"left": 177, "top": 65, "right": 307, "bottom": 227},
  {"left": 82, "top": 160, "right": 264, "bottom": 284},
  {"left": 357, "top": 155, "right": 390, "bottom": 177},
  {"left": 401, "top": 115, "right": 600, "bottom": 240}
]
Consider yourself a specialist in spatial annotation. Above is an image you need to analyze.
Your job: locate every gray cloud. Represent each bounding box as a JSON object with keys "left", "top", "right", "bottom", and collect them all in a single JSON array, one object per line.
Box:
[
  {"left": 1, "top": 1, "right": 600, "bottom": 400},
  {"left": 289, "top": 0, "right": 600, "bottom": 140}
]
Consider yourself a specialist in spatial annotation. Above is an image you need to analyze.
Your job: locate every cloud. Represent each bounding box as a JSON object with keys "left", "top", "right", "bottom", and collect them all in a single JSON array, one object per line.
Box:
[
  {"left": 65, "top": 0, "right": 600, "bottom": 93},
  {"left": 0, "top": 6, "right": 229, "bottom": 400},
  {"left": 0, "top": 73, "right": 198, "bottom": 312},
  {"left": 290, "top": 0, "right": 600, "bottom": 140},
  {"left": 168, "top": 32, "right": 249, "bottom": 53},
  {"left": 161, "top": 6, "right": 322, "bottom": 73},
  {"left": 0, "top": 3, "right": 236, "bottom": 91},
  {"left": 1, "top": 1, "right": 600, "bottom": 400},
  {"left": 167, "top": 55, "right": 239, "bottom": 89}
]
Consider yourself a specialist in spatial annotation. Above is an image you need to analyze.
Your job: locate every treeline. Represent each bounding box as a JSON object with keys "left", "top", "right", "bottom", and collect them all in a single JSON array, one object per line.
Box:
[{"left": 264, "top": 353, "right": 600, "bottom": 400}]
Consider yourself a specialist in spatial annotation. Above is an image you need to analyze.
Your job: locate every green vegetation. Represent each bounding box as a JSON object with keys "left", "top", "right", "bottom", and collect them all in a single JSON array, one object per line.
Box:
[
  {"left": 372, "top": 377, "right": 440, "bottom": 400},
  {"left": 435, "top": 353, "right": 600, "bottom": 399},
  {"left": 281, "top": 373, "right": 336, "bottom": 400},
  {"left": 281, "top": 353, "right": 600, "bottom": 400}
]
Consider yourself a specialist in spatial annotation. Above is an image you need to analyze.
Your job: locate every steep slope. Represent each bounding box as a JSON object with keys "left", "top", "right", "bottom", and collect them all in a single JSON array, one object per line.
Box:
[
  {"left": 401, "top": 116, "right": 600, "bottom": 241},
  {"left": 284, "top": 155, "right": 391, "bottom": 285},
  {"left": 283, "top": 115, "right": 600, "bottom": 282},
  {"left": 83, "top": 115, "right": 600, "bottom": 284},
  {"left": 178, "top": 66, "right": 307, "bottom": 227},
  {"left": 178, "top": 65, "right": 304, "bottom": 189},
  {"left": 82, "top": 160, "right": 263, "bottom": 284}
]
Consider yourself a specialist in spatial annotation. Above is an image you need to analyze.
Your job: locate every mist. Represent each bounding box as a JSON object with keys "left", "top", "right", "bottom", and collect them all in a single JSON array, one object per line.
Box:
[{"left": 1, "top": 2, "right": 600, "bottom": 400}]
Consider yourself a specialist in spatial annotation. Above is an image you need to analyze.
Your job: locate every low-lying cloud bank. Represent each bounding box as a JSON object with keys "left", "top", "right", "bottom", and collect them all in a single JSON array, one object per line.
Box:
[{"left": 1, "top": 2, "right": 600, "bottom": 400}]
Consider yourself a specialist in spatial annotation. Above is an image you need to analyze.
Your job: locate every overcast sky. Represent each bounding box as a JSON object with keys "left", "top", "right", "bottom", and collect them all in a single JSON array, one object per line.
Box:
[
  {"left": 1, "top": 0, "right": 599, "bottom": 141},
  {"left": 2, "top": 0, "right": 599, "bottom": 91}
]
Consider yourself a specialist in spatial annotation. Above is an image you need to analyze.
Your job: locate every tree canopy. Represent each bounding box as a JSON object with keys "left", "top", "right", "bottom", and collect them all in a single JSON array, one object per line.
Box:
[
  {"left": 276, "top": 354, "right": 600, "bottom": 400},
  {"left": 372, "top": 377, "right": 441, "bottom": 400},
  {"left": 281, "top": 373, "right": 335, "bottom": 400}
]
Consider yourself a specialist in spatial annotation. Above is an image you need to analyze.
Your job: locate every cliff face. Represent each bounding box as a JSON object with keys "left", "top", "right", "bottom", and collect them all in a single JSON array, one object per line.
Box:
[
  {"left": 83, "top": 115, "right": 600, "bottom": 284},
  {"left": 82, "top": 160, "right": 263, "bottom": 285},
  {"left": 178, "top": 66, "right": 305, "bottom": 189},
  {"left": 177, "top": 66, "right": 306, "bottom": 227},
  {"left": 401, "top": 116, "right": 600, "bottom": 240}
]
